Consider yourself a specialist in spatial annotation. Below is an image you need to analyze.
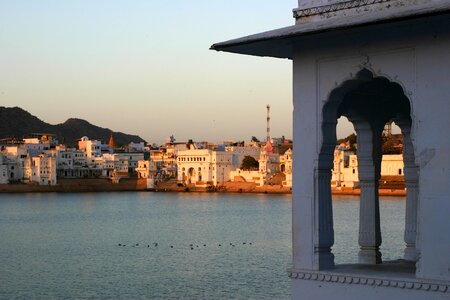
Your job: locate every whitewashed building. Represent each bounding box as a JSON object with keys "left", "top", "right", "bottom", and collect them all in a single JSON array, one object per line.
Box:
[
  {"left": 332, "top": 148, "right": 405, "bottom": 188},
  {"left": 30, "top": 154, "right": 57, "bottom": 185},
  {"left": 213, "top": 1, "right": 450, "bottom": 299},
  {"left": 0, "top": 151, "right": 23, "bottom": 182},
  {"left": 135, "top": 160, "right": 157, "bottom": 189},
  {"left": 23, "top": 137, "right": 52, "bottom": 157},
  {"left": 229, "top": 169, "right": 261, "bottom": 183},
  {"left": 281, "top": 148, "right": 293, "bottom": 187},
  {"left": 0, "top": 155, "right": 9, "bottom": 184},
  {"left": 116, "top": 153, "right": 144, "bottom": 175},
  {"left": 258, "top": 150, "right": 280, "bottom": 186},
  {"left": 332, "top": 149, "right": 359, "bottom": 188},
  {"left": 177, "top": 149, "right": 237, "bottom": 187},
  {"left": 78, "top": 136, "right": 107, "bottom": 158},
  {"left": 127, "top": 142, "right": 146, "bottom": 152}
]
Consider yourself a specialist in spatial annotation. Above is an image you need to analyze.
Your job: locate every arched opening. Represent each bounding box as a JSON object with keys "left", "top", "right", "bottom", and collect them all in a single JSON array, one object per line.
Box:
[
  {"left": 318, "top": 69, "right": 418, "bottom": 269},
  {"left": 187, "top": 167, "right": 195, "bottom": 184}
]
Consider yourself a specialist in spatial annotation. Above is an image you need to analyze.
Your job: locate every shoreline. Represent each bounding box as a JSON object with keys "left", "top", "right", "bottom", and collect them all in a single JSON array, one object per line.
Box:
[{"left": 0, "top": 179, "right": 406, "bottom": 197}]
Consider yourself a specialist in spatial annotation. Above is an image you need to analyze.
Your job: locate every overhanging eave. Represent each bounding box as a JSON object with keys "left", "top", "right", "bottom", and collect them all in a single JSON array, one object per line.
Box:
[{"left": 210, "top": 3, "right": 450, "bottom": 59}]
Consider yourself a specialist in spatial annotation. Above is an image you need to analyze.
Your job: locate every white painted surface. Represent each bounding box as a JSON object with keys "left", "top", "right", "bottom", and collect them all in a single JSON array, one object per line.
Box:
[
  {"left": 213, "top": 3, "right": 450, "bottom": 299},
  {"left": 290, "top": 15, "right": 450, "bottom": 298}
]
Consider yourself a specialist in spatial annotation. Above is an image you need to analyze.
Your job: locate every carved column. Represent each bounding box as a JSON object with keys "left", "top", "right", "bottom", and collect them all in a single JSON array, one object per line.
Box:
[
  {"left": 315, "top": 166, "right": 335, "bottom": 269},
  {"left": 398, "top": 121, "right": 419, "bottom": 261},
  {"left": 354, "top": 120, "right": 382, "bottom": 264},
  {"left": 314, "top": 125, "right": 336, "bottom": 270}
]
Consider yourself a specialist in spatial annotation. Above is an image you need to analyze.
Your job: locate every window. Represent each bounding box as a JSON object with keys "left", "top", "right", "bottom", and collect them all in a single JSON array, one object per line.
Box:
[{"left": 399, "top": 169, "right": 402, "bottom": 175}]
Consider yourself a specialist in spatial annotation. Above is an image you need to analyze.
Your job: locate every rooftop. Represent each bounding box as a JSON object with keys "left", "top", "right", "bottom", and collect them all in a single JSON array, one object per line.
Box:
[{"left": 211, "top": 1, "right": 450, "bottom": 59}]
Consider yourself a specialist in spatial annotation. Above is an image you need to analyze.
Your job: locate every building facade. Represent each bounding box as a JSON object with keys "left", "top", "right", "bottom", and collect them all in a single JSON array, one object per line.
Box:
[{"left": 31, "top": 154, "right": 57, "bottom": 185}]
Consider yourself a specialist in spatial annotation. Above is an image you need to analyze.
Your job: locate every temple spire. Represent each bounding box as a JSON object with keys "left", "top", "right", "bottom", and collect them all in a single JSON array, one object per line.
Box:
[{"left": 108, "top": 133, "right": 115, "bottom": 150}]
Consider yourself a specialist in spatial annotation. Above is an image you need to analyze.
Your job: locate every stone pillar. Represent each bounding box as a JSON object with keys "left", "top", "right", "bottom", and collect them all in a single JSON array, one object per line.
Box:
[
  {"left": 398, "top": 121, "right": 419, "bottom": 261},
  {"left": 354, "top": 120, "right": 383, "bottom": 264},
  {"left": 312, "top": 119, "right": 336, "bottom": 270},
  {"left": 315, "top": 152, "right": 335, "bottom": 269}
]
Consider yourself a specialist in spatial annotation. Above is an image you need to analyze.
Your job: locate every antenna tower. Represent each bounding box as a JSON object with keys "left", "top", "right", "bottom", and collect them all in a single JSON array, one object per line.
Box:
[
  {"left": 384, "top": 121, "right": 393, "bottom": 136},
  {"left": 266, "top": 104, "right": 271, "bottom": 143}
]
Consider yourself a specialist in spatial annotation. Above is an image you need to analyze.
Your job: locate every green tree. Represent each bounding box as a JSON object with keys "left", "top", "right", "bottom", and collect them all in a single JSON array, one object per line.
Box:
[
  {"left": 251, "top": 136, "right": 260, "bottom": 143},
  {"left": 337, "top": 133, "right": 357, "bottom": 152},
  {"left": 241, "top": 156, "right": 259, "bottom": 171}
]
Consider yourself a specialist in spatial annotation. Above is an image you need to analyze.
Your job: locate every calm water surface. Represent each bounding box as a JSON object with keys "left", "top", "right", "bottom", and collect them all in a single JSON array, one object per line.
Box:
[{"left": 0, "top": 192, "right": 405, "bottom": 299}]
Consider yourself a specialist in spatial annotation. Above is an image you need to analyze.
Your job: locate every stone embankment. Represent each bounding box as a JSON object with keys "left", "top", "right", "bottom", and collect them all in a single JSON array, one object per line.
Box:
[
  {"left": 331, "top": 187, "right": 406, "bottom": 197},
  {"left": 0, "top": 178, "right": 148, "bottom": 193},
  {"left": 0, "top": 179, "right": 405, "bottom": 196}
]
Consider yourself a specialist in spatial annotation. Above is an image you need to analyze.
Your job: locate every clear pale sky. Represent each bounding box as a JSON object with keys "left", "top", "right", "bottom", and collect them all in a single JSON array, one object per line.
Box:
[{"left": 0, "top": 0, "right": 355, "bottom": 144}]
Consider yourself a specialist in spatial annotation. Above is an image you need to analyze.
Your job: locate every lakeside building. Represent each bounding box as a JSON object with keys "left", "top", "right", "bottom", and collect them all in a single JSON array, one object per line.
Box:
[
  {"left": 258, "top": 149, "right": 281, "bottom": 186},
  {"left": 0, "top": 135, "right": 146, "bottom": 184},
  {"left": 280, "top": 148, "right": 293, "bottom": 187},
  {"left": 78, "top": 136, "right": 108, "bottom": 158},
  {"left": 135, "top": 160, "right": 158, "bottom": 189},
  {"left": 212, "top": 1, "right": 450, "bottom": 299},
  {"left": 177, "top": 149, "right": 235, "bottom": 187},
  {"left": 176, "top": 144, "right": 262, "bottom": 187},
  {"left": 332, "top": 147, "right": 404, "bottom": 188},
  {"left": 0, "top": 155, "right": 8, "bottom": 184},
  {"left": 1, "top": 133, "right": 405, "bottom": 192},
  {"left": 177, "top": 143, "right": 294, "bottom": 188},
  {"left": 126, "top": 142, "right": 147, "bottom": 153},
  {"left": 30, "top": 154, "right": 57, "bottom": 186}
]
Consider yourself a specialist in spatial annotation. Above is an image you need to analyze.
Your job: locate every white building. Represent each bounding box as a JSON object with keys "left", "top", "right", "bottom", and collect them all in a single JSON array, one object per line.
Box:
[
  {"left": 280, "top": 148, "right": 293, "bottom": 187},
  {"left": 135, "top": 160, "right": 157, "bottom": 189},
  {"left": 381, "top": 154, "right": 404, "bottom": 176},
  {"left": 177, "top": 149, "right": 236, "bottom": 187},
  {"left": 30, "top": 154, "right": 57, "bottom": 185},
  {"left": 213, "top": 1, "right": 450, "bottom": 299},
  {"left": 102, "top": 153, "right": 129, "bottom": 179},
  {"left": 23, "top": 137, "right": 52, "bottom": 157},
  {"left": 229, "top": 169, "right": 261, "bottom": 183},
  {"left": 229, "top": 147, "right": 293, "bottom": 187},
  {"left": 78, "top": 136, "right": 106, "bottom": 158},
  {"left": 258, "top": 150, "right": 280, "bottom": 186},
  {"left": 332, "top": 149, "right": 359, "bottom": 188},
  {"left": 224, "top": 145, "right": 260, "bottom": 164},
  {"left": 0, "top": 155, "right": 9, "bottom": 184},
  {"left": 0, "top": 151, "right": 23, "bottom": 182},
  {"left": 332, "top": 148, "right": 405, "bottom": 188},
  {"left": 116, "top": 153, "right": 144, "bottom": 175},
  {"left": 127, "top": 142, "right": 146, "bottom": 152}
]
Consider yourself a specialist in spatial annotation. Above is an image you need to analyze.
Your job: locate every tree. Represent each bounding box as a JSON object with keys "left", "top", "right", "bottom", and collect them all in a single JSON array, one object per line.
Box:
[
  {"left": 382, "top": 134, "right": 403, "bottom": 154},
  {"left": 241, "top": 156, "right": 259, "bottom": 171},
  {"left": 337, "top": 133, "right": 357, "bottom": 152},
  {"left": 251, "top": 136, "right": 260, "bottom": 143}
]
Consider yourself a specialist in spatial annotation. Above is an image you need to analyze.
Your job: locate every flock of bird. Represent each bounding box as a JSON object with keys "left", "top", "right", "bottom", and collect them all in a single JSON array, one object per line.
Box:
[{"left": 117, "top": 242, "right": 253, "bottom": 250}]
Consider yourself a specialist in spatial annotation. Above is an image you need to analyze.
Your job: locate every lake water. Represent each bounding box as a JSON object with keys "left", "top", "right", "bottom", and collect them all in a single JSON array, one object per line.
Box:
[{"left": 0, "top": 192, "right": 405, "bottom": 299}]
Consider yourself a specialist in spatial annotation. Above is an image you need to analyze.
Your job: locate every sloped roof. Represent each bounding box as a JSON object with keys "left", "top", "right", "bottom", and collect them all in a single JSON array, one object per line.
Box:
[{"left": 211, "top": 2, "right": 450, "bottom": 59}]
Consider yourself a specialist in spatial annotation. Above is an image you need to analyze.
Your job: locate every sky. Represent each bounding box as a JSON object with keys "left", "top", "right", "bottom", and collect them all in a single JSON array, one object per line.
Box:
[{"left": 0, "top": 0, "right": 356, "bottom": 144}]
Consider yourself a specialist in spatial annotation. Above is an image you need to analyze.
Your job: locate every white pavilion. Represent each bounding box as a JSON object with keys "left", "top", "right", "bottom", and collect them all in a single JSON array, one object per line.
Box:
[{"left": 212, "top": 1, "right": 450, "bottom": 299}]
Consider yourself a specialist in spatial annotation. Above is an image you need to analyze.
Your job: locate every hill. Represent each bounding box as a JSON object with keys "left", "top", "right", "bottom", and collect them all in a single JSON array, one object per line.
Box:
[{"left": 0, "top": 106, "right": 145, "bottom": 146}]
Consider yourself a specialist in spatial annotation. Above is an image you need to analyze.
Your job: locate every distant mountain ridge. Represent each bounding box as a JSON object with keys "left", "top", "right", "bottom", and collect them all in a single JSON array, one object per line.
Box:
[{"left": 0, "top": 106, "right": 145, "bottom": 146}]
